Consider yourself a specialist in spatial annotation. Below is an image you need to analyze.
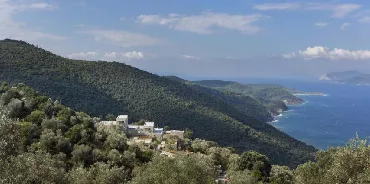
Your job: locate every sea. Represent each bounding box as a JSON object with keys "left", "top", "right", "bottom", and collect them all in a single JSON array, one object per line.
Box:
[{"left": 239, "top": 78, "right": 370, "bottom": 150}]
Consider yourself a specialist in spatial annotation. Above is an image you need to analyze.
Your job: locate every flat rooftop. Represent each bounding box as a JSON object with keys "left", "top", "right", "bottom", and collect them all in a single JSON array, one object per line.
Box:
[
  {"left": 144, "top": 122, "right": 155, "bottom": 127},
  {"left": 117, "top": 115, "right": 128, "bottom": 119},
  {"left": 165, "top": 130, "right": 184, "bottom": 133}
]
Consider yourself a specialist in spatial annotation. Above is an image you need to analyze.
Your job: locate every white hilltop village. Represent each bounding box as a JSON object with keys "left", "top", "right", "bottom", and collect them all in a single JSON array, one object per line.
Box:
[
  {"left": 98, "top": 115, "right": 227, "bottom": 182},
  {"left": 98, "top": 115, "right": 185, "bottom": 153}
]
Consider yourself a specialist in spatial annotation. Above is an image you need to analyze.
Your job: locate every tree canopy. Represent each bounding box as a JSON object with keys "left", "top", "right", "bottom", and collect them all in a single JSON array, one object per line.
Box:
[
  {"left": 0, "top": 39, "right": 316, "bottom": 167},
  {"left": 0, "top": 82, "right": 370, "bottom": 183}
]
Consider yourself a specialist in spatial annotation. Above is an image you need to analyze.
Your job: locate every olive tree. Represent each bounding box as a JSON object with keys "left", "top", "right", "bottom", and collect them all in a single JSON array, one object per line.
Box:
[{"left": 131, "top": 153, "right": 217, "bottom": 184}]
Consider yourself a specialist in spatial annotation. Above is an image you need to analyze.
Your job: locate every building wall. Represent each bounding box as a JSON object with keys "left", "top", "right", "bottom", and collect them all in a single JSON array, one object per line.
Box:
[
  {"left": 164, "top": 131, "right": 184, "bottom": 140},
  {"left": 152, "top": 133, "right": 163, "bottom": 141}
]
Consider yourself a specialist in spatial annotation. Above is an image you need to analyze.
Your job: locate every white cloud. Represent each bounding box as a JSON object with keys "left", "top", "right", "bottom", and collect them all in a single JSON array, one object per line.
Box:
[
  {"left": 82, "top": 30, "right": 160, "bottom": 47},
  {"left": 253, "top": 3, "right": 301, "bottom": 10},
  {"left": 0, "top": 0, "right": 64, "bottom": 41},
  {"left": 122, "top": 51, "right": 144, "bottom": 59},
  {"left": 283, "top": 46, "right": 370, "bottom": 60},
  {"left": 314, "top": 22, "right": 328, "bottom": 27},
  {"left": 28, "top": 3, "right": 54, "bottom": 9},
  {"left": 254, "top": 2, "right": 361, "bottom": 18},
  {"left": 354, "top": 10, "right": 370, "bottom": 23},
  {"left": 103, "top": 52, "right": 118, "bottom": 59},
  {"left": 68, "top": 51, "right": 145, "bottom": 61},
  {"left": 332, "top": 4, "right": 361, "bottom": 18},
  {"left": 340, "top": 22, "right": 350, "bottom": 30},
  {"left": 182, "top": 54, "right": 201, "bottom": 60},
  {"left": 282, "top": 52, "right": 297, "bottom": 59},
  {"left": 358, "top": 17, "right": 370, "bottom": 23},
  {"left": 137, "top": 12, "right": 264, "bottom": 34},
  {"left": 307, "top": 3, "right": 361, "bottom": 18}
]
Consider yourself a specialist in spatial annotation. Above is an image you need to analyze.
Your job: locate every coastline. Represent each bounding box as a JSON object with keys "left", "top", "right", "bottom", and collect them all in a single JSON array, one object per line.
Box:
[
  {"left": 268, "top": 90, "right": 327, "bottom": 124},
  {"left": 268, "top": 109, "right": 293, "bottom": 124},
  {"left": 268, "top": 100, "right": 309, "bottom": 124},
  {"left": 293, "top": 92, "right": 328, "bottom": 97},
  {"left": 324, "top": 80, "right": 370, "bottom": 86}
]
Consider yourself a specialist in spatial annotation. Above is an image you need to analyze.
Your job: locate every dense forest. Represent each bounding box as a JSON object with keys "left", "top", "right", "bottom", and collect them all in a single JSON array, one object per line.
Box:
[
  {"left": 165, "top": 76, "right": 278, "bottom": 122},
  {"left": 0, "top": 39, "right": 315, "bottom": 167},
  {"left": 192, "top": 80, "right": 304, "bottom": 105},
  {"left": 166, "top": 76, "right": 294, "bottom": 117},
  {"left": 1, "top": 83, "right": 370, "bottom": 184}
]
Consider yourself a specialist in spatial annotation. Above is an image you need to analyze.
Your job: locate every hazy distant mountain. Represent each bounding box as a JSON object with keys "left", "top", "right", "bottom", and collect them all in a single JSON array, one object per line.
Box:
[
  {"left": 320, "top": 71, "right": 370, "bottom": 85},
  {"left": 338, "top": 74, "right": 370, "bottom": 85},
  {"left": 320, "top": 71, "right": 363, "bottom": 81}
]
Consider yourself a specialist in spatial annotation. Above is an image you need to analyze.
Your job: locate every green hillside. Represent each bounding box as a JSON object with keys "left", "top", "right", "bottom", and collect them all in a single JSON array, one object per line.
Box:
[
  {"left": 1, "top": 82, "right": 369, "bottom": 184},
  {"left": 189, "top": 80, "right": 300, "bottom": 115},
  {"left": 193, "top": 80, "right": 304, "bottom": 105},
  {"left": 0, "top": 39, "right": 315, "bottom": 167},
  {"left": 165, "top": 76, "right": 275, "bottom": 122}
]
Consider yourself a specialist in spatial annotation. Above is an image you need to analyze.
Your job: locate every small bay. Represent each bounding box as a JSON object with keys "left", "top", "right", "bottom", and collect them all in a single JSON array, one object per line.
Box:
[{"left": 240, "top": 78, "right": 370, "bottom": 150}]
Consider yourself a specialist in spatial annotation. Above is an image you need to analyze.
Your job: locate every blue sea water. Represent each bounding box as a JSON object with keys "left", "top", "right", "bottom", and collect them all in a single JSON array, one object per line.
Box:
[{"left": 240, "top": 79, "right": 370, "bottom": 150}]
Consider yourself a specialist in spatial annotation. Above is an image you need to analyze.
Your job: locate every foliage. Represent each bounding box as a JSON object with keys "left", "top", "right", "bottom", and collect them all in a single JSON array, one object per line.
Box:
[
  {"left": 192, "top": 80, "right": 303, "bottom": 105},
  {"left": 184, "top": 128, "right": 193, "bottom": 139},
  {"left": 0, "top": 39, "right": 316, "bottom": 167},
  {"left": 295, "top": 135, "right": 370, "bottom": 184},
  {"left": 236, "top": 151, "right": 272, "bottom": 182},
  {"left": 0, "top": 151, "right": 68, "bottom": 184},
  {"left": 270, "top": 165, "right": 294, "bottom": 184},
  {"left": 0, "top": 82, "right": 157, "bottom": 182},
  {"left": 227, "top": 170, "right": 260, "bottom": 184},
  {"left": 1, "top": 82, "right": 370, "bottom": 183},
  {"left": 191, "top": 138, "right": 217, "bottom": 153},
  {"left": 0, "top": 112, "right": 21, "bottom": 160},
  {"left": 207, "top": 146, "right": 232, "bottom": 170},
  {"left": 68, "top": 162, "right": 129, "bottom": 184},
  {"left": 131, "top": 154, "right": 217, "bottom": 184}
]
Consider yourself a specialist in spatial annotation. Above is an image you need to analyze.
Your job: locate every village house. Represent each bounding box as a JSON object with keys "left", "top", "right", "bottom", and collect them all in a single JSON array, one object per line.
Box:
[{"left": 98, "top": 115, "right": 185, "bottom": 144}]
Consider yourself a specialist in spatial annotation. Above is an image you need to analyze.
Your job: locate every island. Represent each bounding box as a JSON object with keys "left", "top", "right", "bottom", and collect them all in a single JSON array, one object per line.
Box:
[{"left": 320, "top": 71, "right": 370, "bottom": 85}]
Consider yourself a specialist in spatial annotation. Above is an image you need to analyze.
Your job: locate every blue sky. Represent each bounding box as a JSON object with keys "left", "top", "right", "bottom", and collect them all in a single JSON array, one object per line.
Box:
[{"left": 2, "top": 0, "right": 370, "bottom": 79}]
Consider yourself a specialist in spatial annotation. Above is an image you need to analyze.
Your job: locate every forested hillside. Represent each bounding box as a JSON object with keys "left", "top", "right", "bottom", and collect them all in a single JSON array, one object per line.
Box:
[
  {"left": 1, "top": 83, "right": 369, "bottom": 184},
  {"left": 165, "top": 76, "right": 274, "bottom": 122},
  {"left": 0, "top": 39, "right": 315, "bottom": 166},
  {"left": 166, "top": 77, "right": 292, "bottom": 117},
  {"left": 192, "top": 80, "right": 304, "bottom": 105}
]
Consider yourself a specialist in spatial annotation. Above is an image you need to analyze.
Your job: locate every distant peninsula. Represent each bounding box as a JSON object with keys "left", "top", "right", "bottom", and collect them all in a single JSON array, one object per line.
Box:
[
  {"left": 320, "top": 71, "right": 370, "bottom": 85},
  {"left": 293, "top": 92, "right": 328, "bottom": 96}
]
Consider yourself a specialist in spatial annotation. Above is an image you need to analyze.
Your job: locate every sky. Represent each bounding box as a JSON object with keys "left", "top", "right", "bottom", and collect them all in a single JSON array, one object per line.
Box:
[{"left": 1, "top": 0, "right": 370, "bottom": 79}]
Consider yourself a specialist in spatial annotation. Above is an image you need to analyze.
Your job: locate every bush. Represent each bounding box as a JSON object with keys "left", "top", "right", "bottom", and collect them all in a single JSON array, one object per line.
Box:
[
  {"left": 0, "top": 151, "right": 68, "bottom": 184},
  {"left": 71, "top": 144, "right": 92, "bottom": 167},
  {"left": 68, "top": 162, "right": 129, "bottom": 184},
  {"left": 25, "top": 110, "right": 45, "bottom": 125},
  {"left": 131, "top": 154, "right": 217, "bottom": 184}
]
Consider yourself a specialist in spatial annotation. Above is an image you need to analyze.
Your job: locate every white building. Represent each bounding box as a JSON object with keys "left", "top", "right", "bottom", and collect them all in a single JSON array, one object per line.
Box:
[
  {"left": 99, "top": 115, "right": 128, "bottom": 133},
  {"left": 128, "top": 122, "right": 164, "bottom": 140},
  {"left": 99, "top": 115, "right": 184, "bottom": 142},
  {"left": 164, "top": 130, "right": 185, "bottom": 140}
]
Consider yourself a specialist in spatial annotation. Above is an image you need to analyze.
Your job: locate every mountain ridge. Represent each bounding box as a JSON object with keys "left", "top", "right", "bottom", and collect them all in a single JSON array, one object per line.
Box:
[
  {"left": 165, "top": 77, "right": 300, "bottom": 117},
  {"left": 0, "top": 39, "right": 316, "bottom": 167}
]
